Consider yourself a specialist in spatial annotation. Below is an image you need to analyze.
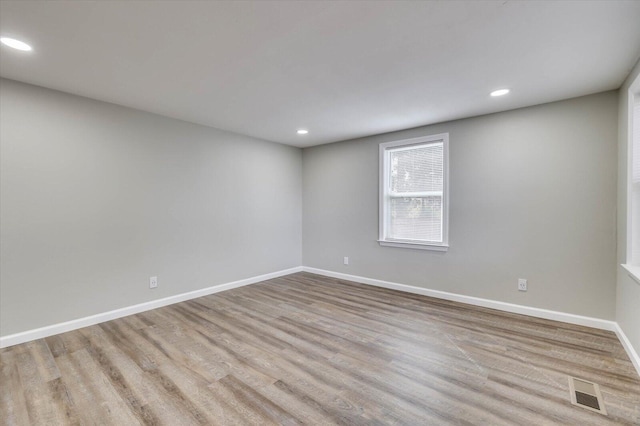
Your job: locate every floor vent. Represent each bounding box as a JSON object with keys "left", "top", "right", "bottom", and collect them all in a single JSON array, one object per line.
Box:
[{"left": 568, "top": 377, "right": 607, "bottom": 415}]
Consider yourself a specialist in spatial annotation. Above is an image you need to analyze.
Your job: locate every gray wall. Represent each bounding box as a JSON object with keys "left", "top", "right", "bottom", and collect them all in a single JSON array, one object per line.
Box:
[
  {"left": 0, "top": 76, "right": 626, "bottom": 338},
  {"left": 0, "top": 78, "right": 302, "bottom": 336},
  {"left": 616, "top": 58, "right": 640, "bottom": 355},
  {"left": 303, "top": 91, "right": 619, "bottom": 319}
]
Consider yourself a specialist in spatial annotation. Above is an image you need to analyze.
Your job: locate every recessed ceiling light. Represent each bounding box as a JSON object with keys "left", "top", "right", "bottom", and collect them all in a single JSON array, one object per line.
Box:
[
  {"left": 297, "top": 129, "right": 309, "bottom": 135},
  {"left": 490, "top": 89, "right": 510, "bottom": 97},
  {"left": 0, "top": 37, "right": 32, "bottom": 51}
]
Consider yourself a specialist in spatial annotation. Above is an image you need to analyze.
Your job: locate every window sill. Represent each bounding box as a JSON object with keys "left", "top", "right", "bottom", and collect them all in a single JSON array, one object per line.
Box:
[
  {"left": 378, "top": 240, "right": 449, "bottom": 252},
  {"left": 621, "top": 264, "right": 640, "bottom": 285}
]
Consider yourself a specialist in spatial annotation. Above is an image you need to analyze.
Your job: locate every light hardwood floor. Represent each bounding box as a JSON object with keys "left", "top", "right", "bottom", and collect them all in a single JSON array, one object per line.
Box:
[{"left": 1, "top": 272, "right": 639, "bottom": 425}]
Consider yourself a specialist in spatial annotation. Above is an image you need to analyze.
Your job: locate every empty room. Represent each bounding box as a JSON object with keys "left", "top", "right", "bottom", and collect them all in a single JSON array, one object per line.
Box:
[{"left": 1, "top": 1, "right": 640, "bottom": 425}]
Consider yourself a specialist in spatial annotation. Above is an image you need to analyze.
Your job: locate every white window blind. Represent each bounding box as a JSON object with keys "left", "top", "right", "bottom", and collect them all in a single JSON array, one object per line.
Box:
[
  {"left": 379, "top": 134, "right": 449, "bottom": 250},
  {"left": 631, "top": 101, "right": 640, "bottom": 265}
]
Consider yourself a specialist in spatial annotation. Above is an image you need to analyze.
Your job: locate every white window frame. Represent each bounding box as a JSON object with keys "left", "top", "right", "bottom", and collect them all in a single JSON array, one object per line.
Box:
[
  {"left": 378, "top": 133, "right": 449, "bottom": 251},
  {"left": 623, "top": 72, "right": 640, "bottom": 283}
]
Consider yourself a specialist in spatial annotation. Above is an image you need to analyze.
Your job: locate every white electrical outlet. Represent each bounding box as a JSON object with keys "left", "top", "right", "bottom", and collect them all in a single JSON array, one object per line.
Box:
[
  {"left": 518, "top": 278, "right": 527, "bottom": 291},
  {"left": 150, "top": 276, "right": 158, "bottom": 289},
  {"left": 344, "top": 257, "right": 349, "bottom": 265}
]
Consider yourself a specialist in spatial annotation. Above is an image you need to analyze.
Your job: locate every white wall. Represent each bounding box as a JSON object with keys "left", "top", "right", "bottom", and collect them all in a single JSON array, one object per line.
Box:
[
  {"left": 616, "top": 58, "right": 640, "bottom": 358},
  {"left": 0, "top": 78, "right": 302, "bottom": 337},
  {"left": 303, "top": 91, "right": 619, "bottom": 319}
]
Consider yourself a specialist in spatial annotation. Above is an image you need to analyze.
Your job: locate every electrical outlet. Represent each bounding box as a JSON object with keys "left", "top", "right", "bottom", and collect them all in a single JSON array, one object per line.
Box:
[
  {"left": 150, "top": 276, "right": 158, "bottom": 289},
  {"left": 343, "top": 257, "right": 349, "bottom": 265},
  {"left": 518, "top": 278, "right": 527, "bottom": 291}
]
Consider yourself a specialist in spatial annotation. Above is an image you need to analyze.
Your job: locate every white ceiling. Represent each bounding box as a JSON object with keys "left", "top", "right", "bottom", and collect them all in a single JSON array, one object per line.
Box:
[{"left": 1, "top": 1, "right": 639, "bottom": 148}]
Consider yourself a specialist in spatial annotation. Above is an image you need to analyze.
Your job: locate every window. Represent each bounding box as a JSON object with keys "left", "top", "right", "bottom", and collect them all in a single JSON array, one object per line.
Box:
[
  {"left": 632, "top": 97, "right": 640, "bottom": 266},
  {"left": 379, "top": 133, "right": 449, "bottom": 251},
  {"left": 623, "top": 71, "right": 640, "bottom": 282}
]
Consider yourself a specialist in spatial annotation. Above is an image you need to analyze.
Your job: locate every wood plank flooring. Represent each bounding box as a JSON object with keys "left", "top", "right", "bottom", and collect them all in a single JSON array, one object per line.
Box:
[{"left": 1, "top": 272, "right": 639, "bottom": 425}]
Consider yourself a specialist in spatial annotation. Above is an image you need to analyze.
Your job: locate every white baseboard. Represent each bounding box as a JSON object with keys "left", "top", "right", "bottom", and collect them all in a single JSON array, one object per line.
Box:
[
  {"left": 302, "top": 267, "right": 617, "bottom": 331},
  {"left": 614, "top": 323, "right": 640, "bottom": 377},
  {"left": 4, "top": 265, "right": 639, "bottom": 379},
  {"left": 302, "top": 267, "right": 640, "bottom": 377},
  {"left": 0, "top": 266, "right": 303, "bottom": 349}
]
